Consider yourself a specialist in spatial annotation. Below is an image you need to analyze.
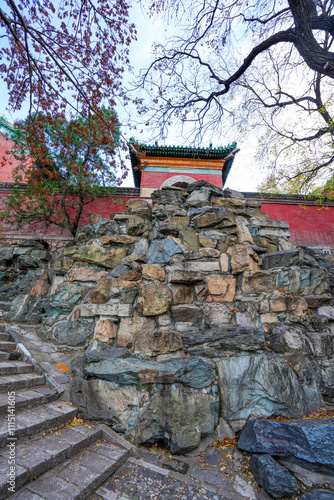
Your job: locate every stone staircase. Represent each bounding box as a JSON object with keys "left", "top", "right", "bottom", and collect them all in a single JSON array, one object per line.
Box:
[{"left": 0, "top": 323, "right": 132, "bottom": 500}]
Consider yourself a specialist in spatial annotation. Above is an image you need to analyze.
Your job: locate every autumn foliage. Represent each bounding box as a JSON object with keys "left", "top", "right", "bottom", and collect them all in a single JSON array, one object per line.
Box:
[
  {"left": 0, "top": 110, "right": 125, "bottom": 236},
  {"left": 0, "top": 0, "right": 137, "bottom": 235}
]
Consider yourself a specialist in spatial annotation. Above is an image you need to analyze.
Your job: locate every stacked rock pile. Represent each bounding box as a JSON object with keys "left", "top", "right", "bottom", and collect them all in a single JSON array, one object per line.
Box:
[{"left": 3, "top": 181, "right": 334, "bottom": 458}]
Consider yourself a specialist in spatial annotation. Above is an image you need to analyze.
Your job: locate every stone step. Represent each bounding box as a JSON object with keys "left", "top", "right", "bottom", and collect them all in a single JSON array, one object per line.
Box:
[
  {"left": 0, "top": 325, "right": 4, "bottom": 333},
  {"left": 0, "top": 424, "right": 102, "bottom": 499},
  {"left": 0, "top": 361, "right": 33, "bottom": 376},
  {"left": 0, "top": 386, "right": 58, "bottom": 416},
  {"left": 0, "top": 372, "right": 45, "bottom": 393},
  {"left": 10, "top": 439, "right": 129, "bottom": 500},
  {"left": 0, "top": 341, "right": 17, "bottom": 352},
  {"left": 0, "top": 351, "right": 21, "bottom": 362},
  {"left": 0, "top": 334, "right": 10, "bottom": 342},
  {"left": 0, "top": 401, "right": 77, "bottom": 449}
]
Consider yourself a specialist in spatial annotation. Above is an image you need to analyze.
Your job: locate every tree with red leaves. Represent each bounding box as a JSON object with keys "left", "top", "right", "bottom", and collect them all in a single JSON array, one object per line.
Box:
[
  {"left": 0, "top": 0, "right": 136, "bottom": 235},
  {"left": 1, "top": 109, "right": 123, "bottom": 236}
]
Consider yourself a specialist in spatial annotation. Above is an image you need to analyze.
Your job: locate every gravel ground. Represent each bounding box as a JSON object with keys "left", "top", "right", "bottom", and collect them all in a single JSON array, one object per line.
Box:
[{"left": 89, "top": 444, "right": 270, "bottom": 500}]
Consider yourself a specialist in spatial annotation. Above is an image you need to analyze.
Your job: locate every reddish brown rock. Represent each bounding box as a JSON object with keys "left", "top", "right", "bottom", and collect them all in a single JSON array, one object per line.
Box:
[
  {"left": 99, "top": 235, "right": 139, "bottom": 245},
  {"left": 29, "top": 271, "right": 51, "bottom": 297},
  {"left": 172, "top": 285, "right": 194, "bottom": 304},
  {"left": 91, "top": 279, "right": 113, "bottom": 304},
  {"left": 195, "top": 284, "right": 207, "bottom": 298},
  {"left": 119, "top": 267, "right": 142, "bottom": 281},
  {"left": 270, "top": 296, "right": 287, "bottom": 312},
  {"left": 94, "top": 319, "right": 117, "bottom": 344},
  {"left": 260, "top": 300, "right": 270, "bottom": 313},
  {"left": 260, "top": 313, "right": 279, "bottom": 323},
  {"left": 64, "top": 266, "right": 107, "bottom": 282},
  {"left": 206, "top": 275, "right": 236, "bottom": 302},
  {"left": 219, "top": 253, "right": 229, "bottom": 273},
  {"left": 230, "top": 244, "right": 261, "bottom": 274},
  {"left": 133, "top": 330, "right": 183, "bottom": 356},
  {"left": 142, "top": 264, "right": 166, "bottom": 281},
  {"left": 286, "top": 296, "right": 308, "bottom": 311},
  {"left": 113, "top": 279, "right": 140, "bottom": 288},
  {"left": 242, "top": 271, "right": 276, "bottom": 295}
]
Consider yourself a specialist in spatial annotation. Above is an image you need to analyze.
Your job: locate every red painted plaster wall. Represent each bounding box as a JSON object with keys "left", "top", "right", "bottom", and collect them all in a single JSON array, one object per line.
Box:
[
  {"left": 141, "top": 170, "right": 223, "bottom": 189},
  {"left": 0, "top": 192, "right": 131, "bottom": 240},
  {"left": 261, "top": 202, "right": 334, "bottom": 248},
  {"left": 0, "top": 136, "right": 18, "bottom": 183}
]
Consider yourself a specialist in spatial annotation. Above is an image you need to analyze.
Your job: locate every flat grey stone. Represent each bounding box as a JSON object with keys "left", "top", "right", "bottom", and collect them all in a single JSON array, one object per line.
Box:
[
  {"left": 27, "top": 471, "right": 82, "bottom": 499},
  {"left": 94, "top": 442, "right": 126, "bottom": 462},
  {"left": 10, "top": 489, "right": 45, "bottom": 499},
  {"left": 15, "top": 445, "right": 52, "bottom": 479}
]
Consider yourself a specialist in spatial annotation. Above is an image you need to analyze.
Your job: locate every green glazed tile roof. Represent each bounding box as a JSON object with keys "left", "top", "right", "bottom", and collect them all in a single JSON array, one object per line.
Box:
[{"left": 129, "top": 139, "right": 237, "bottom": 159}]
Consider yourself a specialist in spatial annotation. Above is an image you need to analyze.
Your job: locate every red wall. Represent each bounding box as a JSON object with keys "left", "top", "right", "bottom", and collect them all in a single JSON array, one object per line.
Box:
[
  {"left": 0, "top": 192, "right": 133, "bottom": 240},
  {"left": 141, "top": 170, "right": 223, "bottom": 189},
  {"left": 0, "top": 136, "right": 17, "bottom": 183},
  {"left": 261, "top": 202, "right": 334, "bottom": 248}
]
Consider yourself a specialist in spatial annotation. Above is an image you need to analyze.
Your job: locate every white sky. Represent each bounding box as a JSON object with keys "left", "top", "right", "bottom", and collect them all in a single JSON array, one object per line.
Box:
[{"left": 0, "top": 1, "right": 262, "bottom": 192}]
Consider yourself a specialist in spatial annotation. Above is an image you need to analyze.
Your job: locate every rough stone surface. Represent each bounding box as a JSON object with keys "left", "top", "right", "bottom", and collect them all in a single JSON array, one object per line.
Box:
[
  {"left": 217, "top": 354, "right": 305, "bottom": 422},
  {"left": 146, "top": 239, "right": 182, "bottom": 264},
  {"left": 299, "top": 491, "right": 334, "bottom": 500},
  {"left": 6, "top": 294, "right": 43, "bottom": 324},
  {"left": 64, "top": 266, "right": 107, "bottom": 282},
  {"left": 94, "top": 318, "right": 117, "bottom": 344},
  {"left": 133, "top": 329, "right": 183, "bottom": 356},
  {"left": 53, "top": 320, "right": 93, "bottom": 346},
  {"left": 273, "top": 267, "right": 329, "bottom": 295},
  {"left": 242, "top": 271, "right": 276, "bottom": 294},
  {"left": 231, "top": 244, "right": 261, "bottom": 274},
  {"left": 183, "top": 326, "right": 266, "bottom": 356},
  {"left": 249, "top": 454, "right": 298, "bottom": 499},
  {"left": 117, "top": 314, "right": 155, "bottom": 347},
  {"left": 238, "top": 418, "right": 334, "bottom": 474},
  {"left": 126, "top": 216, "right": 152, "bottom": 236},
  {"left": 85, "top": 356, "right": 217, "bottom": 388},
  {"left": 171, "top": 284, "right": 194, "bottom": 304},
  {"left": 142, "top": 264, "right": 166, "bottom": 281},
  {"left": 206, "top": 275, "right": 236, "bottom": 302},
  {"left": 72, "top": 245, "right": 127, "bottom": 269},
  {"left": 171, "top": 305, "right": 201, "bottom": 324},
  {"left": 137, "top": 283, "right": 172, "bottom": 316},
  {"left": 203, "top": 303, "right": 233, "bottom": 326}
]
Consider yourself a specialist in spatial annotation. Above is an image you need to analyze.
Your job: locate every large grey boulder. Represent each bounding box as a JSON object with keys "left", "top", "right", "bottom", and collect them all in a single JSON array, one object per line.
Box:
[
  {"left": 53, "top": 320, "right": 93, "bottom": 346},
  {"left": 238, "top": 418, "right": 334, "bottom": 474},
  {"left": 299, "top": 490, "right": 334, "bottom": 500},
  {"left": 273, "top": 267, "right": 329, "bottom": 295},
  {"left": 216, "top": 354, "right": 305, "bottom": 423},
  {"left": 72, "top": 371, "right": 218, "bottom": 455},
  {"left": 85, "top": 356, "right": 216, "bottom": 389},
  {"left": 249, "top": 454, "right": 298, "bottom": 499},
  {"left": 6, "top": 294, "right": 43, "bottom": 324},
  {"left": 183, "top": 326, "right": 266, "bottom": 356}
]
